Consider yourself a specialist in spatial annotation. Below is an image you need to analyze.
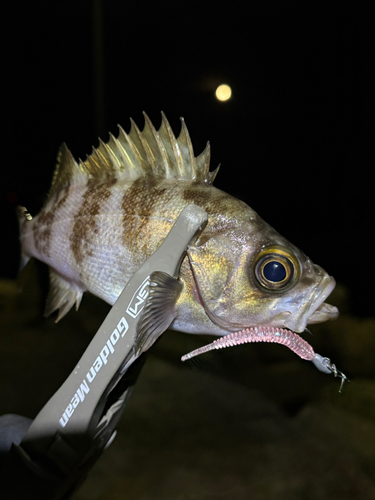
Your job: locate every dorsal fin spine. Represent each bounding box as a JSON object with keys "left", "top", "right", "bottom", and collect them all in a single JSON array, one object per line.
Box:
[
  {"left": 177, "top": 118, "right": 192, "bottom": 179},
  {"left": 86, "top": 151, "right": 100, "bottom": 174},
  {"left": 102, "top": 139, "right": 121, "bottom": 169},
  {"left": 142, "top": 112, "right": 170, "bottom": 178},
  {"left": 117, "top": 126, "right": 143, "bottom": 178},
  {"left": 196, "top": 141, "right": 211, "bottom": 181},
  {"left": 129, "top": 118, "right": 151, "bottom": 171},
  {"left": 48, "top": 143, "right": 80, "bottom": 198},
  {"left": 95, "top": 144, "right": 110, "bottom": 168},
  {"left": 159, "top": 112, "right": 183, "bottom": 178},
  {"left": 97, "top": 138, "right": 113, "bottom": 167},
  {"left": 109, "top": 133, "right": 129, "bottom": 168},
  {"left": 137, "top": 115, "right": 158, "bottom": 170},
  {"left": 124, "top": 122, "right": 147, "bottom": 172},
  {"left": 207, "top": 164, "right": 220, "bottom": 185},
  {"left": 182, "top": 118, "right": 197, "bottom": 178}
]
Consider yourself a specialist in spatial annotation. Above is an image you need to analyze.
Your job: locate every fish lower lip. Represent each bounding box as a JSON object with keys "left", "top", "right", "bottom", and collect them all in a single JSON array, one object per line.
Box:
[
  {"left": 307, "top": 302, "right": 339, "bottom": 324},
  {"left": 305, "top": 276, "right": 338, "bottom": 325}
]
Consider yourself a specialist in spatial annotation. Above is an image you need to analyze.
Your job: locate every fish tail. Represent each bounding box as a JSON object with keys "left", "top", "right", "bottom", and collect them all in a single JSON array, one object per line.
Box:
[{"left": 17, "top": 206, "right": 33, "bottom": 271}]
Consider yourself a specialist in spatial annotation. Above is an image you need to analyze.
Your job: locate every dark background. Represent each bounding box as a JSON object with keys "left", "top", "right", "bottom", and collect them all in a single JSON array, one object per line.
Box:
[{"left": 1, "top": 2, "right": 372, "bottom": 317}]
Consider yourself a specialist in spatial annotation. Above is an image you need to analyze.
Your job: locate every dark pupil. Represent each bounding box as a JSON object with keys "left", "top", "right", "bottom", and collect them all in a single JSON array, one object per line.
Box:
[{"left": 263, "top": 261, "right": 286, "bottom": 282}]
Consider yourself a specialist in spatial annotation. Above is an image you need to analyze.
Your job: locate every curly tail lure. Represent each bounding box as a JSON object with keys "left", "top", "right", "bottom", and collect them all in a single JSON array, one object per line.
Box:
[{"left": 181, "top": 326, "right": 348, "bottom": 393}]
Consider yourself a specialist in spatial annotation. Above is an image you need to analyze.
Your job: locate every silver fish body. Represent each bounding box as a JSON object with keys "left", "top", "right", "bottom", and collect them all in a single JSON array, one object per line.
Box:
[{"left": 19, "top": 113, "right": 338, "bottom": 336}]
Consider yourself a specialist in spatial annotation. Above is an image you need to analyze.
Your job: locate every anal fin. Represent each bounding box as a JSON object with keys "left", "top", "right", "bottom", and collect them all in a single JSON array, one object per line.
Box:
[
  {"left": 45, "top": 269, "right": 83, "bottom": 322},
  {"left": 135, "top": 271, "right": 183, "bottom": 355}
]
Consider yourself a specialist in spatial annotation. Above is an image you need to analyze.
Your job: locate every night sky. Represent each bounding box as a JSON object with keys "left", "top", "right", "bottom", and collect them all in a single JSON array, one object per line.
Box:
[{"left": 1, "top": 3, "right": 372, "bottom": 316}]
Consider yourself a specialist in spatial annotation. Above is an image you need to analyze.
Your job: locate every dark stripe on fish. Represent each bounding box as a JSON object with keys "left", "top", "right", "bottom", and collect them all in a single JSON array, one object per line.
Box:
[
  {"left": 182, "top": 186, "right": 234, "bottom": 222},
  {"left": 70, "top": 178, "right": 116, "bottom": 265},
  {"left": 121, "top": 176, "right": 169, "bottom": 252},
  {"left": 182, "top": 186, "right": 213, "bottom": 208}
]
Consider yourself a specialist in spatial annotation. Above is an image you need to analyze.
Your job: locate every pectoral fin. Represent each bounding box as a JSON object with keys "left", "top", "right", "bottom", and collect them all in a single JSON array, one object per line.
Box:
[
  {"left": 136, "top": 271, "right": 182, "bottom": 355},
  {"left": 45, "top": 269, "right": 83, "bottom": 322}
]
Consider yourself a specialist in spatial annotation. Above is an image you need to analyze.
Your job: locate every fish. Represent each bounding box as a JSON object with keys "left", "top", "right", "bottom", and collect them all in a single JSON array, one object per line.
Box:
[{"left": 18, "top": 112, "right": 339, "bottom": 347}]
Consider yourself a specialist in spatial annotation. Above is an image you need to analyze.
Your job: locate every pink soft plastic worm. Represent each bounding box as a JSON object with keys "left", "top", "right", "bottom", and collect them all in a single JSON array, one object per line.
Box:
[
  {"left": 181, "top": 326, "right": 349, "bottom": 393},
  {"left": 181, "top": 326, "right": 315, "bottom": 362}
]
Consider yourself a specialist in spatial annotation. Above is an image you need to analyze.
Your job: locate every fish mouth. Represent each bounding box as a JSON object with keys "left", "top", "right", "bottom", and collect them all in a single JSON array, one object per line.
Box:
[
  {"left": 282, "top": 274, "right": 338, "bottom": 333},
  {"left": 304, "top": 275, "right": 339, "bottom": 326},
  {"left": 307, "top": 301, "right": 339, "bottom": 324}
]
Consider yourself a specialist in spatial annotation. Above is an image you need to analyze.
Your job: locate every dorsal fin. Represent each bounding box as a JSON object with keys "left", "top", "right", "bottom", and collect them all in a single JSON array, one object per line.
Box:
[
  {"left": 48, "top": 143, "right": 83, "bottom": 198},
  {"left": 50, "top": 112, "right": 218, "bottom": 192}
]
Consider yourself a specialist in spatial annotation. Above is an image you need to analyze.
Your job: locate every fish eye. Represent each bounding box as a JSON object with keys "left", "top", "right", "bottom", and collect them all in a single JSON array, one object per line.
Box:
[
  {"left": 263, "top": 261, "right": 287, "bottom": 282},
  {"left": 254, "top": 246, "right": 299, "bottom": 291}
]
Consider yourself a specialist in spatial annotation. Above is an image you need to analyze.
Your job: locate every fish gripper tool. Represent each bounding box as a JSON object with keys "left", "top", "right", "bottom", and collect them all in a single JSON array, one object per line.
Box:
[{"left": 0, "top": 204, "right": 208, "bottom": 500}]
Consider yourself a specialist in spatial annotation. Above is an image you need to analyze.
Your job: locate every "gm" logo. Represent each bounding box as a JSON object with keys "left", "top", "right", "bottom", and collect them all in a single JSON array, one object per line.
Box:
[{"left": 126, "top": 277, "right": 150, "bottom": 318}]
